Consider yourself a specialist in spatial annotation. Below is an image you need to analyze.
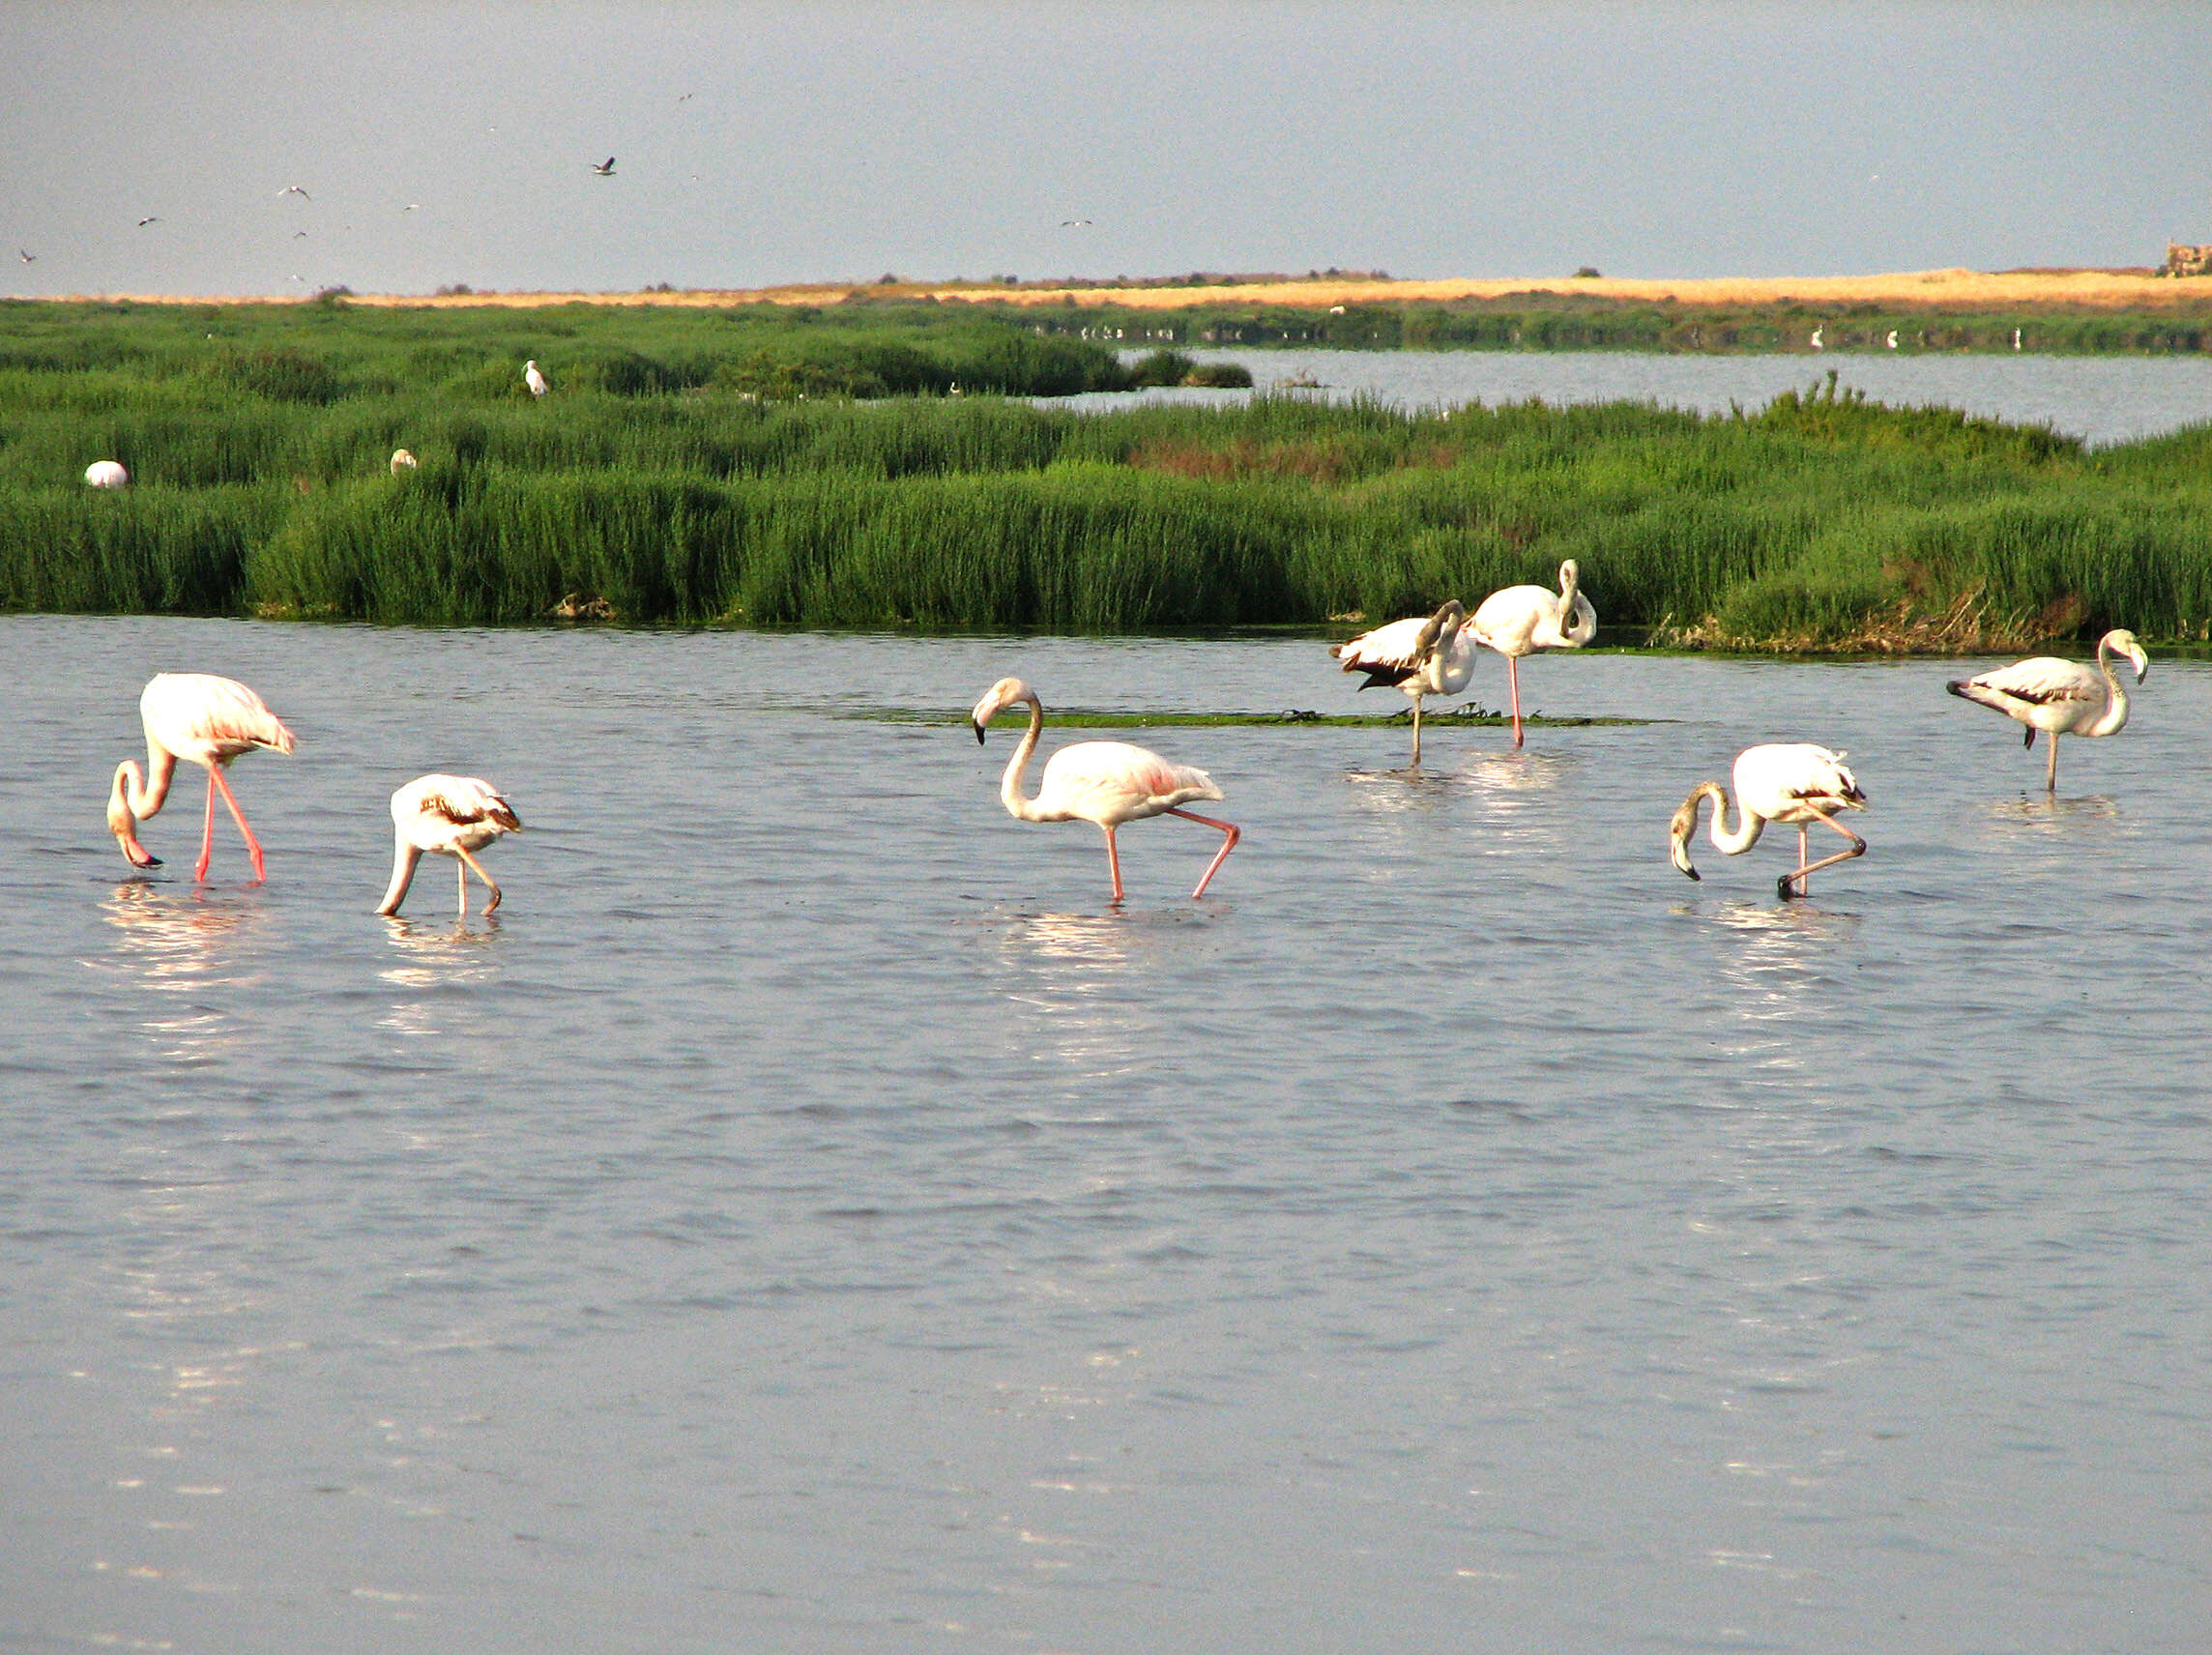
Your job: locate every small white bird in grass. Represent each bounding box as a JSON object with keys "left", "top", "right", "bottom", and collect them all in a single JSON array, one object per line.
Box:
[
  {"left": 1811, "top": 326, "right": 1824, "bottom": 350},
  {"left": 1947, "top": 628, "right": 2148, "bottom": 791},
  {"left": 1331, "top": 597, "right": 1481, "bottom": 765},
  {"left": 84, "top": 460, "right": 129, "bottom": 488},
  {"left": 378, "top": 774, "right": 523, "bottom": 916},
  {"left": 1670, "top": 744, "right": 1868, "bottom": 900},
  {"left": 1470, "top": 559, "right": 1597, "bottom": 747},
  {"left": 524, "top": 360, "right": 548, "bottom": 396},
  {"left": 972, "top": 677, "right": 1239, "bottom": 904},
  {"left": 591, "top": 157, "right": 617, "bottom": 176}
]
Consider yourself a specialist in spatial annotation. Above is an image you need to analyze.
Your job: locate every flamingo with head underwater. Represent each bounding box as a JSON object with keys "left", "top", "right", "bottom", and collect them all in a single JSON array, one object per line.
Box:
[
  {"left": 1947, "top": 628, "right": 2147, "bottom": 791},
  {"left": 971, "top": 677, "right": 1239, "bottom": 903},
  {"left": 1470, "top": 559, "right": 1596, "bottom": 747},
  {"left": 377, "top": 774, "right": 523, "bottom": 916},
  {"left": 1669, "top": 743, "right": 1868, "bottom": 900},
  {"left": 1330, "top": 597, "right": 1478, "bottom": 765},
  {"left": 107, "top": 673, "right": 297, "bottom": 882}
]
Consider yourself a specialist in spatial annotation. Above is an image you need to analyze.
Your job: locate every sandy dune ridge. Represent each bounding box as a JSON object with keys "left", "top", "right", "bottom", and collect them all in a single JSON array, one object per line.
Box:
[{"left": 35, "top": 269, "right": 2212, "bottom": 311}]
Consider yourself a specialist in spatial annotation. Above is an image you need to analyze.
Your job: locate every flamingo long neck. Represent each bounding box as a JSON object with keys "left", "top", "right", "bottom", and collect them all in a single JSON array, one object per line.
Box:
[
  {"left": 112, "top": 746, "right": 178, "bottom": 825},
  {"left": 1557, "top": 564, "right": 1580, "bottom": 622},
  {"left": 377, "top": 838, "right": 422, "bottom": 916},
  {"left": 1000, "top": 695, "right": 1054, "bottom": 822},
  {"left": 1701, "top": 782, "right": 1764, "bottom": 856},
  {"left": 2088, "top": 637, "right": 2132, "bottom": 736}
]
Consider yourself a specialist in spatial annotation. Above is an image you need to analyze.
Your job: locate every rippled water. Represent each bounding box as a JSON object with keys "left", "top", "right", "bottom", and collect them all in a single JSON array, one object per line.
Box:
[
  {"left": 1077, "top": 349, "right": 2212, "bottom": 446},
  {"left": 5, "top": 615, "right": 2209, "bottom": 1654}
]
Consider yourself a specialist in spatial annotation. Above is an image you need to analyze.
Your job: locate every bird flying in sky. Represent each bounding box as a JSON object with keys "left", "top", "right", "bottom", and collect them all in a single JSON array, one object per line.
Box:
[{"left": 591, "top": 157, "right": 617, "bottom": 175}]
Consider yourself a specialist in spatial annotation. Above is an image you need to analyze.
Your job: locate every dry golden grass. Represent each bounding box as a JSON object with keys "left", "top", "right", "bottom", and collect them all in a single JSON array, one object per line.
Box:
[{"left": 44, "top": 268, "right": 2212, "bottom": 312}]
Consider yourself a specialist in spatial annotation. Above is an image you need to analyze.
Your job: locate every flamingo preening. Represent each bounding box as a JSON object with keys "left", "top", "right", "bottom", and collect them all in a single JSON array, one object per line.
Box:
[
  {"left": 1946, "top": 629, "right": 2147, "bottom": 791},
  {"left": 377, "top": 774, "right": 523, "bottom": 916},
  {"left": 1330, "top": 598, "right": 1479, "bottom": 764},
  {"left": 107, "top": 674, "right": 297, "bottom": 882},
  {"left": 1470, "top": 559, "right": 1597, "bottom": 747},
  {"left": 1669, "top": 743, "right": 1868, "bottom": 900},
  {"left": 971, "top": 677, "right": 1239, "bottom": 903}
]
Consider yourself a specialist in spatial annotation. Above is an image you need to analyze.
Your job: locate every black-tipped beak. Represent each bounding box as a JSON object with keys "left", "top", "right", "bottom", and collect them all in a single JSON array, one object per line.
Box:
[{"left": 973, "top": 720, "right": 987, "bottom": 744}]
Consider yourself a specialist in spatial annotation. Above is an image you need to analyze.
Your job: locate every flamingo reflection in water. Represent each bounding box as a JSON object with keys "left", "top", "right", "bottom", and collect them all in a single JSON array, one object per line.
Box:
[
  {"left": 107, "top": 673, "right": 297, "bottom": 883},
  {"left": 971, "top": 677, "right": 1239, "bottom": 904}
]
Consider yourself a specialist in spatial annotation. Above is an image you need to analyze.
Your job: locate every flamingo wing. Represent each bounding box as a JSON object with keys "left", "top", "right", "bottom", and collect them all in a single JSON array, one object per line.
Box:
[
  {"left": 1737, "top": 743, "right": 1865, "bottom": 818},
  {"left": 144, "top": 673, "right": 297, "bottom": 761},
  {"left": 1333, "top": 612, "right": 1462, "bottom": 688},
  {"left": 1470, "top": 585, "right": 1550, "bottom": 653},
  {"left": 421, "top": 777, "right": 522, "bottom": 833},
  {"left": 1952, "top": 656, "right": 2102, "bottom": 709},
  {"left": 1037, "top": 741, "right": 1221, "bottom": 822}
]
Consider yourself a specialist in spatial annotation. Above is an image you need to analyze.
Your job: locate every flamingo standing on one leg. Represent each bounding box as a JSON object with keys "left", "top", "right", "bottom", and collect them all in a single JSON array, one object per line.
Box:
[
  {"left": 1330, "top": 598, "right": 1479, "bottom": 765},
  {"left": 106, "top": 673, "right": 297, "bottom": 882},
  {"left": 1470, "top": 559, "right": 1597, "bottom": 747},
  {"left": 971, "top": 677, "right": 1239, "bottom": 903},
  {"left": 1669, "top": 743, "right": 1868, "bottom": 900},
  {"left": 1946, "top": 628, "right": 2148, "bottom": 792},
  {"left": 377, "top": 774, "right": 523, "bottom": 916}
]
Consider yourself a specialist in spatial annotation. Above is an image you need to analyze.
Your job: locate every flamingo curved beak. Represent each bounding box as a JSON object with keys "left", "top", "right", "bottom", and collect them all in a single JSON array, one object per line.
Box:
[{"left": 973, "top": 718, "right": 988, "bottom": 744}]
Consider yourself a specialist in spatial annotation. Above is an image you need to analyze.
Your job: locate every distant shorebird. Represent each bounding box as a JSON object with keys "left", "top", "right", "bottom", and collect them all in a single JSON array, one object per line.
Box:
[
  {"left": 1059, "top": 218, "right": 1092, "bottom": 227},
  {"left": 136, "top": 216, "right": 160, "bottom": 227},
  {"left": 1670, "top": 744, "right": 1868, "bottom": 900},
  {"left": 524, "top": 360, "right": 548, "bottom": 396},
  {"left": 591, "top": 157, "right": 617, "bottom": 175},
  {"left": 277, "top": 185, "right": 310, "bottom": 199},
  {"left": 293, "top": 230, "right": 308, "bottom": 238},
  {"left": 678, "top": 91, "right": 697, "bottom": 102},
  {"left": 403, "top": 203, "right": 422, "bottom": 213},
  {"left": 1811, "top": 326, "right": 1824, "bottom": 350},
  {"left": 1948, "top": 629, "right": 2148, "bottom": 791}
]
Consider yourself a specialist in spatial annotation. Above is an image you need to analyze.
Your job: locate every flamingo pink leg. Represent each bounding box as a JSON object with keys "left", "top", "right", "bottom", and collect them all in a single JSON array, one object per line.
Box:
[
  {"left": 1168, "top": 807, "right": 1241, "bottom": 898},
  {"left": 1778, "top": 811, "right": 1868, "bottom": 899},
  {"left": 193, "top": 768, "right": 218, "bottom": 882},
  {"left": 1100, "top": 825, "right": 1125, "bottom": 904},
  {"left": 1506, "top": 655, "right": 1524, "bottom": 748},
  {"left": 457, "top": 847, "right": 503, "bottom": 914},
  {"left": 208, "top": 764, "right": 268, "bottom": 882}
]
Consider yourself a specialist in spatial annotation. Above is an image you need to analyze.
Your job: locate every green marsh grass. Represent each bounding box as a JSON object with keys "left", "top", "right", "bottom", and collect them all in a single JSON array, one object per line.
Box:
[{"left": 4, "top": 303, "right": 2210, "bottom": 646}]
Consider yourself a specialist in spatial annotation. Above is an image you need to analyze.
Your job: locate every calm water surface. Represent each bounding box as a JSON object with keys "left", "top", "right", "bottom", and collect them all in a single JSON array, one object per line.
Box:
[
  {"left": 4, "top": 616, "right": 2209, "bottom": 1654},
  {"left": 1082, "top": 349, "right": 2212, "bottom": 447}
]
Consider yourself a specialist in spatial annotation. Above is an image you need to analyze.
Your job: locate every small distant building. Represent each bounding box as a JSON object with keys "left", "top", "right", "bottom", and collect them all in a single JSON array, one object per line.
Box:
[{"left": 2164, "top": 243, "right": 2212, "bottom": 277}]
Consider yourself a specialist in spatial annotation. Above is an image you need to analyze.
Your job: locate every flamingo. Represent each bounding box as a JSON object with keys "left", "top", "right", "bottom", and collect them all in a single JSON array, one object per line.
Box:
[
  {"left": 524, "top": 360, "right": 548, "bottom": 397},
  {"left": 84, "top": 460, "right": 129, "bottom": 488},
  {"left": 971, "top": 677, "right": 1239, "bottom": 903},
  {"left": 591, "top": 157, "right": 617, "bottom": 176},
  {"left": 1669, "top": 743, "right": 1868, "bottom": 900},
  {"left": 1947, "top": 628, "right": 2148, "bottom": 791},
  {"left": 107, "top": 674, "right": 297, "bottom": 883},
  {"left": 1470, "top": 559, "right": 1597, "bottom": 747},
  {"left": 1330, "top": 598, "right": 1479, "bottom": 765},
  {"left": 377, "top": 774, "right": 523, "bottom": 916}
]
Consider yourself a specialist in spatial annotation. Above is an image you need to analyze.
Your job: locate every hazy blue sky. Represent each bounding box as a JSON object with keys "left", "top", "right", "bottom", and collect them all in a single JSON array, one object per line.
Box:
[{"left": 5, "top": 3, "right": 2207, "bottom": 298}]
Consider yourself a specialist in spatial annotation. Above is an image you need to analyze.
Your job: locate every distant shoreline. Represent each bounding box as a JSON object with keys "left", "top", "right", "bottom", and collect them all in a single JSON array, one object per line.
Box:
[{"left": 19, "top": 267, "right": 2212, "bottom": 312}]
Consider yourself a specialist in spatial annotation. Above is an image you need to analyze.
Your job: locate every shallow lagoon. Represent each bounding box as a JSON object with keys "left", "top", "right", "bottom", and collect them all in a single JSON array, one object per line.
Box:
[{"left": 3, "top": 614, "right": 2208, "bottom": 1653}]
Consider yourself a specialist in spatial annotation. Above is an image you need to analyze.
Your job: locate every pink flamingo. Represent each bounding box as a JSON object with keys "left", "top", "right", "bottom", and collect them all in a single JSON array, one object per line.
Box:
[
  {"left": 1330, "top": 597, "right": 1479, "bottom": 765},
  {"left": 106, "top": 673, "right": 297, "bottom": 883},
  {"left": 377, "top": 774, "right": 523, "bottom": 916},
  {"left": 971, "top": 677, "right": 1240, "bottom": 903},
  {"left": 1470, "top": 559, "right": 1597, "bottom": 747},
  {"left": 1668, "top": 743, "right": 1868, "bottom": 900}
]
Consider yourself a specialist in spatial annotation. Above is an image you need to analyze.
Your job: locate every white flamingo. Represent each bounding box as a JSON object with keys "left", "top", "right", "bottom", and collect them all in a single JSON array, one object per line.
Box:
[
  {"left": 1331, "top": 598, "right": 1480, "bottom": 765},
  {"left": 524, "top": 360, "right": 548, "bottom": 396},
  {"left": 377, "top": 774, "right": 523, "bottom": 916},
  {"left": 1947, "top": 628, "right": 2148, "bottom": 791},
  {"left": 84, "top": 460, "right": 129, "bottom": 488},
  {"left": 1669, "top": 743, "right": 1868, "bottom": 900},
  {"left": 107, "top": 674, "right": 297, "bottom": 883},
  {"left": 971, "top": 677, "right": 1239, "bottom": 903},
  {"left": 1470, "top": 559, "right": 1597, "bottom": 747}
]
